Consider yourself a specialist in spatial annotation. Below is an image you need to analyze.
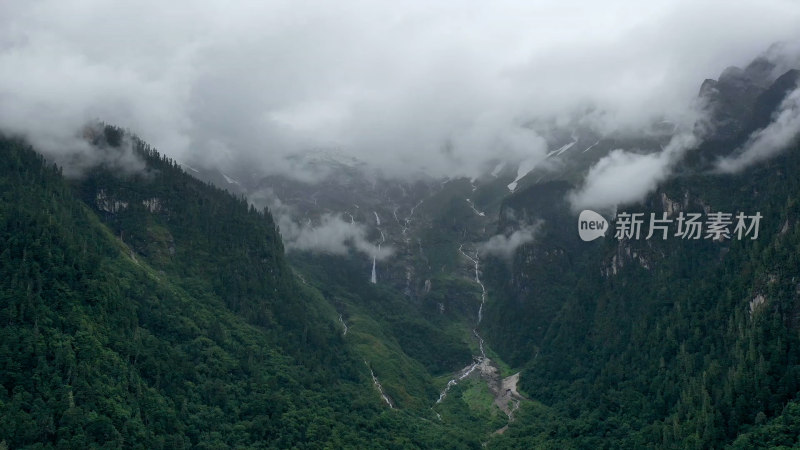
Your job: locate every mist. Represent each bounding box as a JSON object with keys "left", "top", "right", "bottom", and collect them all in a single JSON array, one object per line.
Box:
[
  {"left": 2, "top": 0, "right": 800, "bottom": 180},
  {"left": 479, "top": 224, "right": 541, "bottom": 259},
  {"left": 568, "top": 130, "right": 700, "bottom": 212},
  {"left": 715, "top": 84, "right": 800, "bottom": 174},
  {"left": 280, "top": 213, "right": 394, "bottom": 259},
  {"left": 251, "top": 188, "right": 392, "bottom": 258}
]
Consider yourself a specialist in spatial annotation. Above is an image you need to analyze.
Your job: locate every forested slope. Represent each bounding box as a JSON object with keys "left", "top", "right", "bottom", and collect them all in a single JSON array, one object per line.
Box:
[
  {"left": 0, "top": 130, "right": 481, "bottom": 449},
  {"left": 484, "top": 122, "right": 800, "bottom": 448}
]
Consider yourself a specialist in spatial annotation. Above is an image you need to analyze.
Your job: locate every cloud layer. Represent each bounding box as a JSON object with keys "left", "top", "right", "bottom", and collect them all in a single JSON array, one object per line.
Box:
[
  {"left": 252, "top": 189, "right": 392, "bottom": 258},
  {"left": 568, "top": 131, "right": 699, "bottom": 212},
  {"left": 479, "top": 224, "right": 540, "bottom": 259},
  {"left": 715, "top": 84, "right": 800, "bottom": 173},
  {"left": 281, "top": 213, "right": 394, "bottom": 259},
  {"left": 2, "top": 1, "right": 800, "bottom": 179}
]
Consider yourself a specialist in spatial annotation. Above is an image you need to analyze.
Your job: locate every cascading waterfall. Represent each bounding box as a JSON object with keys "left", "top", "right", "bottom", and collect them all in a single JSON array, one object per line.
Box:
[
  {"left": 436, "top": 361, "right": 481, "bottom": 404},
  {"left": 370, "top": 224, "right": 386, "bottom": 285},
  {"left": 435, "top": 244, "right": 488, "bottom": 404},
  {"left": 401, "top": 199, "right": 424, "bottom": 237},
  {"left": 370, "top": 229, "right": 384, "bottom": 284},
  {"left": 465, "top": 198, "right": 486, "bottom": 217},
  {"left": 365, "top": 360, "right": 394, "bottom": 408}
]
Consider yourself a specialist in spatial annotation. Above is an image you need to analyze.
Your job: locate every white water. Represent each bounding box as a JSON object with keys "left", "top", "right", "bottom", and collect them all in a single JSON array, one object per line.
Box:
[
  {"left": 373, "top": 211, "right": 381, "bottom": 225},
  {"left": 465, "top": 198, "right": 486, "bottom": 217},
  {"left": 339, "top": 314, "right": 348, "bottom": 336},
  {"left": 436, "top": 361, "right": 482, "bottom": 403},
  {"left": 401, "top": 200, "right": 424, "bottom": 237},
  {"left": 435, "top": 244, "right": 488, "bottom": 404},
  {"left": 459, "top": 244, "right": 487, "bottom": 326},
  {"left": 365, "top": 360, "right": 394, "bottom": 408},
  {"left": 370, "top": 219, "right": 385, "bottom": 284},
  {"left": 292, "top": 268, "right": 308, "bottom": 285}
]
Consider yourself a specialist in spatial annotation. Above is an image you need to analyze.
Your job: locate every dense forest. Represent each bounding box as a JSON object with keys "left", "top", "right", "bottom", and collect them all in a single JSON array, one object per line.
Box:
[
  {"left": 0, "top": 128, "right": 490, "bottom": 448},
  {"left": 3, "top": 117, "right": 800, "bottom": 448},
  {"left": 482, "top": 125, "right": 800, "bottom": 448}
]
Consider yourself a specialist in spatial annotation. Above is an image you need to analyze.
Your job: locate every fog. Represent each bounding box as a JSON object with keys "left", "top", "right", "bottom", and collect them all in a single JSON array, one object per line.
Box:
[
  {"left": 716, "top": 84, "right": 800, "bottom": 174},
  {"left": 569, "top": 130, "right": 700, "bottom": 212},
  {"left": 2, "top": 0, "right": 800, "bottom": 181},
  {"left": 479, "top": 224, "right": 541, "bottom": 260}
]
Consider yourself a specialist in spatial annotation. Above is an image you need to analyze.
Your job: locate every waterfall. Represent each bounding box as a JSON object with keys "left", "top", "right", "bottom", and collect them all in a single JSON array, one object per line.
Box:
[
  {"left": 365, "top": 360, "right": 393, "bottom": 408},
  {"left": 434, "top": 244, "right": 489, "bottom": 405},
  {"left": 370, "top": 255, "right": 377, "bottom": 284}
]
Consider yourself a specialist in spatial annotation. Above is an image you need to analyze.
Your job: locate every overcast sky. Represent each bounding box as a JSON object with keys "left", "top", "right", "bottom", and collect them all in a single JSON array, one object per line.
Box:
[{"left": 2, "top": 0, "right": 800, "bottom": 180}]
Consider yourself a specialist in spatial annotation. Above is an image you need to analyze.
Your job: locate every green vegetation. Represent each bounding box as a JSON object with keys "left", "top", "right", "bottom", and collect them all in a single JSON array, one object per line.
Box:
[
  {"left": 4, "top": 119, "right": 800, "bottom": 448},
  {"left": 483, "top": 139, "right": 800, "bottom": 448},
  {"left": 0, "top": 130, "right": 490, "bottom": 448}
]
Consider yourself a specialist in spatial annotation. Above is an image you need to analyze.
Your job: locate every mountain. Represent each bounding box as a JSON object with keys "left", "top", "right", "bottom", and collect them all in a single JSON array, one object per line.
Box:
[
  {"left": 0, "top": 128, "right": 486, "bottom": 448},
  {"left": 479, "top": 58, "right": 800, "bottom": 447},
  {"left": 2, "top": 45, "right": 800, "bottom": 448}
]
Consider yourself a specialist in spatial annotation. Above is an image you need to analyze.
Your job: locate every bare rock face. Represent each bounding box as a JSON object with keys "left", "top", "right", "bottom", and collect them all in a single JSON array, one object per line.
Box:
[
  {"left": 749, "top": 294, "right": 767, "bottom": 317},
  {"left": 95, "top": 189, "right": 128, "bottom": 213},
  {"left": 661, "top": 192, "right": 682, "bottom": 217}
]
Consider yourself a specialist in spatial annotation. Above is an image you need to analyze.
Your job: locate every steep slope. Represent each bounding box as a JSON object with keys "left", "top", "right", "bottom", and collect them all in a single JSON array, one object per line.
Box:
[
  {"left": 482, "top": 70, "right": 800, "bottom": 447},
  {"left": 0, "top": 132, "right": 484, "bottom": 448}
]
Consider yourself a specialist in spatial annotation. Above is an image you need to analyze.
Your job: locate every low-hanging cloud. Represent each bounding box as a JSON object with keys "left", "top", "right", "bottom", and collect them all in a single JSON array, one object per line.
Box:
[
  {"left": 281, "top": 213, "right": 394, "bottom": 259},
  {"left": 254, "top": 189, "right": 393, "bottom": 258},
  {"left": 568, "top": 131, "right": 699, "bottom": 212},
  {"left": 715, "top": 83, "right": 800, "bottom": 173},
  {"left": 54, "top": 125, "right": 149, "bottom": 178},
  {"left": 479, "top": 224, "right": 541, "bottom": 259},
  {"left": 2, "top": 1, "right": 800, "bottom": 180}
]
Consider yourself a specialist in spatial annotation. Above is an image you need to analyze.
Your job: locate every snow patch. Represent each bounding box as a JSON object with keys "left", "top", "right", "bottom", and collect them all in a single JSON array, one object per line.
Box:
[
  {"left": 491, "top": 161, "right": 505, "bottom": 177},
  {"left": 583, "top": 140, "right": 600, "bottom": 153},
  {"left": 507, "top": 157, "right": 540, "bottom": 192},
  {"left": 547, "top": 140, "right": 576, "bottom": 157},
  {"left": 221, "top": 173, "right": 240, "bottom": 185}
]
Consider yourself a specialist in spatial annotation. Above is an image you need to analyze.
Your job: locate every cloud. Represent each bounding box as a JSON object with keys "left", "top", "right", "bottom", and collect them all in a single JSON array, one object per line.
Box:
[
  {"left": 253, "top": 189, "right": 392, "bottom": 258},
  {"left": 715, "top": 84, "right": 800, "bottom": 173},
  {"left": 41, "top": 124, "right": 150, "bottom": 178},
  {"left": 280, "top": 213, "right": 394, "bottom": 259},
  {"left": 568, "top": 131, "right": 699, "bottom": 212},
  {"left": 1, "top": 1, "right": 800, "bottom": 180},
  {"left": 479, "top": 224, "right": 540, "bottom": 259}
]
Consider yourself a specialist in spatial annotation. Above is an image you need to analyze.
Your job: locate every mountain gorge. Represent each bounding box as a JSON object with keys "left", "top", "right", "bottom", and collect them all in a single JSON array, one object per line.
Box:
[
  {"left": 2, "top": 45, "right": 800, "bottom": 449},
  {"left": 0, "top": 130, "right": 485, "bottom": 448}
]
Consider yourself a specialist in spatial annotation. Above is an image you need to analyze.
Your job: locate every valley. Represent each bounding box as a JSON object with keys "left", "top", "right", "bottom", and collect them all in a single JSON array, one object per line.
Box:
[{"left": 2, "top": 41, "right": 800, "bottom": 449}]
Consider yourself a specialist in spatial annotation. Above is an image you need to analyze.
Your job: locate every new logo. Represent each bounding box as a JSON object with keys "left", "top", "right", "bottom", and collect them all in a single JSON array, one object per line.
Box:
[{"left": 578, "top": 210, "right": 608, "bottom": 242}]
